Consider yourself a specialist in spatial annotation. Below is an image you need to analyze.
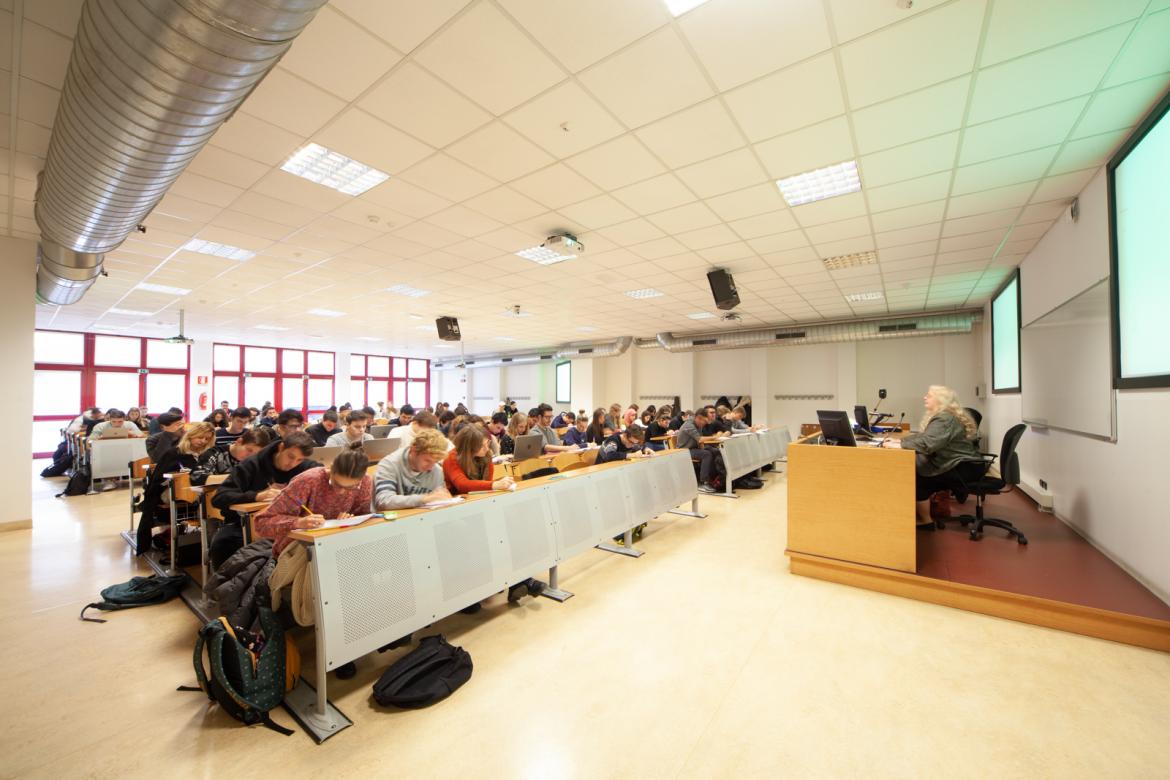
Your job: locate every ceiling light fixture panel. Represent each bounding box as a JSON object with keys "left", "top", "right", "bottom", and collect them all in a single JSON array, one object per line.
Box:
[
  {"left": 576, "top": 326, "right": 600, "bottom": 332},
  {"left": 107, "top": 307, "right": 154, "bottom": 316},
  {"left": 307, "top": 308, "right": 346, "bottom": 317},
  {"left": 136, "top": 282, "right": 191, "bottom": 295},
  {"left": 845, "top": 291, "right": 885, "bottom": 302},
  {"left": 254, "top": 324, "right": 290, "bottom": 331},
  {"left": 515, "top": 245, "right": 576, "bottom": 265},
  {"left": 822, "top": 250, "right": 878, "bottom": 271},
  {"left": 664, "top": 0, "right": 711, "bottom": 17},
  {"left": 687, "top": 312, "right": 716, "bottom": 319},
  {"left": 386, "top": 284, "right": 431, "bottom": 298},
  {"left": 777, "top": 160, "right": 861, "bottom": 207},
  {"left": 281, "top": 142, "right": 390, "bottom": 196},
  {"left": 624, "top": 288, "right": 665, "bottom": 299},
  {"left": 183, "top": 238, "right": 256, "bottom": 261}
]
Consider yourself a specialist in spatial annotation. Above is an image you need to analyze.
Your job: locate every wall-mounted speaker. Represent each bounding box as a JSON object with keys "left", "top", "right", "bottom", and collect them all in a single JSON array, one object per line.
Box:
[
  {"left": 436, "top": 316, "right": 461, "bottom": 341},
  {"left": 707, "top": 268, "right": 739, "bottom": 310}
]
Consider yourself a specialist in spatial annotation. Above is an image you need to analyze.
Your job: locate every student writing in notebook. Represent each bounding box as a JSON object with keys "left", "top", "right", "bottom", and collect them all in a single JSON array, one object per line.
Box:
[
  {"left": 442, "top": 426, "right": 514, "bottom": 495},
  {"left": 372, "top": 429, "right": 452, "bottom": 510}
]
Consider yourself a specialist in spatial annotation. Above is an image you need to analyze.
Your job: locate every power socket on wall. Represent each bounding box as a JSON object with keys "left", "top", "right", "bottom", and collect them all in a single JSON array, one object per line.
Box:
[{"left": 1039, "top": 479, "right": 1048, "bottom": 490}]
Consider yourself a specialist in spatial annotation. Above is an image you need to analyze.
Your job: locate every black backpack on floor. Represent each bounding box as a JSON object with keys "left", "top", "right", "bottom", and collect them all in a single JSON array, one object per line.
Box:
[
  {"left": 56, "top": 465, "right": 91, "bottom": 497},
  {"left": 79, "top": 574, "right": 188, "bottom": 622},
  {"left": 372, "top": 635, "right": 473, "bottom": 709}
]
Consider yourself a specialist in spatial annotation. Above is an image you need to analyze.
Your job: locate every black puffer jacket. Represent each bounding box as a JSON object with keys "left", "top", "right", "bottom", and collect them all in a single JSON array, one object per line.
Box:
[{"left": 203, "top": 539, "right": 275, "bottom": 630}]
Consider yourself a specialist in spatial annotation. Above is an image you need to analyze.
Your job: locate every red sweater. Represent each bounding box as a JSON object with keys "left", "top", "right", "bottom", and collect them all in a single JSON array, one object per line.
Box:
[
  {"left": 254, "top": 467, "right": 373, "bottom": 556},
  {"left": 442, "top": 450, "right": 495, "bottom": 494}
]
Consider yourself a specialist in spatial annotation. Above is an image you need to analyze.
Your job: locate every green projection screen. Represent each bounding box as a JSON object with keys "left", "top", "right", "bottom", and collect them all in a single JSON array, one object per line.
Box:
[
  {"left": 991, "top": 272, "right": 1020, "bottom": 393},
  {"left": 1109, "top": 87, "right": 1170, "bottom": 388},
  {"left": 555, "top": 361, "right": 571, "bottom": 404}
]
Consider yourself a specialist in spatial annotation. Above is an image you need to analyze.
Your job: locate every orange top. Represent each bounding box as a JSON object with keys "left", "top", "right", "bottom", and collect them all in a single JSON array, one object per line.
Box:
[{"left": 441, "top": 449, "right": 495, "bottom": 494}]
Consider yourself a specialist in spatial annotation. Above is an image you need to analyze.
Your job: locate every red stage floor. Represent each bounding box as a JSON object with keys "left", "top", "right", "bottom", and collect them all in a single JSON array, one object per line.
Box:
[{"left": 916, "top": 489, "right": 1170, "bottom": 622}]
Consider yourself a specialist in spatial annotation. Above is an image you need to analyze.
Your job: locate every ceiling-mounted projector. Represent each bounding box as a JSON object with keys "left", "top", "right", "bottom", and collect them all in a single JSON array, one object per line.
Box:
[
  {"left": 164, "top": 308, "right": 195, "bottom": 345},
  {"left": 544, "top": 233, "right": 584, "bottom": 253}
]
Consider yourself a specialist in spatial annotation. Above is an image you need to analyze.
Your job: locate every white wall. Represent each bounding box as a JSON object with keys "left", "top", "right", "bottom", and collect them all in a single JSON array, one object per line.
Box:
[
  {"left": 856, "top": 330, "right": 983, "bottom": 428},
  {"left": 5, "top": 237, "right": 35, "bottom": 529},
  {"left": 188, "top": 340, "right": 212, "bottom": 418},
  {"left": 984, "top": 166, "right": 1170, "bottom": 604}
]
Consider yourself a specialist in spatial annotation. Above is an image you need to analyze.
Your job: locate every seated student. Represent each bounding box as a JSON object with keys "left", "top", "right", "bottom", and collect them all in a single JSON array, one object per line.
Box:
[
  {"left": 136, "top": 422, "right": 217, "bottom": 554},
  {"left": 326, "top": 410, "right": 373, "bottom": 446},
  {"left": 90, "top": 408, "right": 147, "bottom": 439},
  {"left": 384, "top": 405, "right": 398, "bottom": 422},
  {"left": 669, "top": 409, "right": 690, "bottom": 431},
  {"left": 639, "top": 409, "right": 654, "bottom": 429},
  {"left": 126, "top": 407, "right": 149, "bottom": 432},
  {"left": 215, "top": 407, "right": 252, "bottom": 449},
  {"left": 562, "top": 414, "right": 589, "bottom": 448},
  {"left": 645, "top": 411, "right": 673, "bottom": 451},
  {"left": 484, "top": 412, "right": 507, "bottom": 456},
  {"left": 149, "top": 407, "right": 183, "bottom": 435},
  {"left": 209, "top": 431, "right": 317, "bottom": 569},
  {"left": 388, "top": 404, "right": 414, "bottom": 427},
  {"left": 304, "top": 410, "right": 339, "bottom": 447},
  {"left": 437, "top": 410, "right": 456, "bottom": 437},
  {"left": 204, "top": 409, "right": 228, "bottom": 429},
  {"left": 499, "top": 411, "right": 528, "bottom": 456},
  {"left": 596, "top": 424, "right": 653, "bottom": 463},
  {"left": 219, "top": 400, "right": 231, "bottom": 415},
  {"left": 442, "top": 426, "right": 514, "bottom": 494},
  {"left": 388, "top": 410, "right": 451, "bottom": 452},
  {"left": 586, "top": 408, "right": 609, "bottom": 444},
  {"left": 361, "top": 405, "right": 377, "bottom": 419},
  {"left": 268, "top": 408, "right": 305, "bottom": 441},
  {"left": 138, "top": 405, "right": 152, "bottom": 430},
  {"left": 191, "top": 427, "right": 270, "bottom": 486},
  {"left": 145, "top": 412, "right": 185, "bottom": 463},
  {"left": 622, "top": 405, "right": 639, "bottom": 430},
  {"left": 676, "top": 408, "right": 721, "bottom": 494},
  {"left": 529, "top": 404, "right": 579, "bottom": 454},
  {"left": 727, "top": 405, "right": 757, "bottom": 432},
  {"left": 701, "top": 405, "right": 729, "bottom": 436},
  {"left": 258, "top": 406, "right": 280, "bottom": 428},
  {"left": 881, "top": 385, "right": 981, "bottom": 528},
  {"left": 551, "top": 410, "right": 575, "bottom": 429},
  {"left": 604, "top": 403, "right": 622, "bottom": 431},
  {"left": 372, "top": 429, "right": 452, "bottom": 510},
  {"left": 247, "top": 407, "right": 261, "bottom": 426}
]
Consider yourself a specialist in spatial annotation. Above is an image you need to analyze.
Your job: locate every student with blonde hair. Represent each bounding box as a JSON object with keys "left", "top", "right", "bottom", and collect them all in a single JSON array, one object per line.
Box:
[
  {"left": 136, "top": 421, "right": 217, "bottom": 554},
  {"left": 882, "top": 385, "right": 980, "bottom": 527},
  {"left": 499, "top": 411, "right": 529, "bottom": 456},
  {"left": 373, "top": 428, "right": 452, "bottom": 510}
]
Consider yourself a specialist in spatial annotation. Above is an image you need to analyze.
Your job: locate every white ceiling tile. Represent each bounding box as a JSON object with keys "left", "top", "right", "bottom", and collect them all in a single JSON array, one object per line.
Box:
[
  {"left": 628, "top": 236, "right": 688, "bottom": 260},
  {"left": 391, "top": 221, "right": 465, "bottom": 249},
  {"left": 1074, "top": 74, "right": 1169, "bottom": 138},
  {"left": 951, "top": 146, "right": 1058, "bottom": 196},
  {"left": 678, "top": 0, "right": 830, "bottom": 90},
  {"left": 558, "top": 195, "right": 637, "bottom": 230},
  {"left": 676, "top": 224, "right": 739, "bottom": 251},
  {"left": 875, "top": 226, "right": 941, "bottom": 251},
  {"left": 424, "top": 205, "right": 505, "bottom": 238},
  {"left": 814, "top": 235, "right": 876, "bottom": 259},
  {"left": 232, "top": 191, "right": 322, "bottom": 229},
  {"left": 398, "top": 154, "right": 498, "bottom": 203},
  {"left": 1049, "top": 130, "right": 1127, "bottom": 175},
  {"left": 1103, "top": 8, "right": 1170, "bottom": 86},
  {"left": 828, "top": 0, "right": 950, "bottom": 43},
  {"left": 168, "top": 172, "right": 244, "bottom": 208},
  {"left": 1016, "top": 200, "right": 1070, "bottom": 225},
  {"left": 364, "top": 232, "right": 434, "bottom": 259},
  {"left": 20, "top": 21, "right": 70, "bottom": 89},
  {"left": 578, "top": 27, "right": 713, "bottom": 128},
  {"left": 186, "top": 145, "right": 271, "bottom": 190},
  {"left": 498, "top": 0, "right": 667, "bottom": 73},
  {"left": 749, "top": 230, "right": 809, "bottom": 255},
  {"left": 851, "top": 76, "right": 970, "bottom": 155},
  {"left": 210, "top": 113, "right": 305, "bottom": 167},
  {"left": 612, "top": 174, "right": 695, "bottom": 215},
  {"left": 446, "top": 121, "right": 554, "bottom": 181},
  {"left": 646, "top": 202, "right": 721, "bottom": 234},
  {"left": 597, "top": 218, "right": 666, "bottom": 246},
  {"left": 414, "top": 2, "right": 565, "bottom": 114},
  {"left": 358, "top": 63, "right": 491, "bottom": 148},
  {"left": 697, "top": 242, "right": 757, "bottom": 264},
  {"left": 564, "top": 136, "right": 667, "bottom": 191},
  {"left": 839, "top": 0, "right": 984, "bottom": 108},
  {"left": 331, "top": 0, "right": 468, "bottom": 54},
  {"left": 16, "top": 120, "right": 50, "bottom": 156},
  {"left": 251, "top": 169, "right": 351, "bottom": 214},
  {"left": 154, "top": 193, "right": 219, "bottom": 224},
  {"left": 361, "top": 178, "right": 452, "bottom": 219},
  {"left": 790, "top": 190, "right": 868, "bottom": 227},
  {"left": 803, "top": 216, "right": 871, "bottom": 245},
  {"left": 723, "top": 53, "right": 844, "bottom": 144},
  {"left": 511, "top": 164, "right": 601, "bottom": 210},
  {"left": 503, "top": 80, "right": 624, "bottom": 158},
  {"left": 315, "top": 108, "right": 435, "bottom": 175},
  {"left": 727, "top": 210, "right": 799, "bottom": 240},
  {"left": 1030, "top": 168, "right": 1097, "bottom": 202},
  {"left": 981, "top": 0, "right": 1146, "bottom": 67},
  {"left": 865, "top": 171, "right": 952, "bottom": 212},
  {"left": 635, "top": 99, "right": 744, "bottom": 168},
  {"left": 959, "top": 97, "right": 1087, "bottom": 164},
  {"left": 945, "top": 181, "right": 1036, "bottom": 219},
  {"left": 17, "top": 76, "right": 58, "bottom": 128},
  {"left": 942, "top": 208, "right": 1021, "bottom": 237},
  {"left": 860, "top": 132, "right": 959, "bottom": 189},
  {"left": 240, "top": 67, "right": 345, "bottom": 137},
  {"left": 705, "top": 183, "right": 787, "bottom": 222},
  {"left": 463, "top": 186, "right": 547, "bottom": 224},
  {"left": 754, "top": 116, "right": 854, "bottom": 179},
  {"left": 968, "top": 26, "right": 1131, "bottom": 124},
  {"left": 676, "top": 148, "right": 768, "bottom": 199},
  {"left": 210, "top": 210, "right": 294, "bottom": 242},
  {"left": 279, "top": 6, "right": 402, "bottom": 101},
  {"left": 870, "top": 201, "right": 947, "bottom": 233},
  {"left": 938, "top": 228, "right": 1006, "bottom": 252},
  {"left": 878, "top": 239, "right": 937, "bottom": 260}
]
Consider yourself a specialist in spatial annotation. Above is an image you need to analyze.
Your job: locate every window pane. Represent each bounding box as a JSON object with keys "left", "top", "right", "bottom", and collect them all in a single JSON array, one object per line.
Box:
[
  {"left": 368, "top": 356, "right": 389, "bottom": 376},
  {"left": 408, "top": 359, "right": 427, "bottom": 379},
  {"left": 146, "top": 373, "right": 186, "bottom": 412},
  {"left": 281, "top": 378, "right": 304, "bottom": 410},
  {"left": 94, "top": 335, "right": 140, "bottom": 367},
  {"left": 307, "top": 351, "right": 333, "bottom": 375},
  {"left": 391, "top": 380, "right": 406, "bottom": 406},
  {"left": 244, "top": 346, "right": 277, "bottom": 373},
  {"left": 992, "top": 277, "right": 1020, "bottom": 392},
  {"left": 34, "top": 370, "right": 81, "bottom": 415},
  {"left": 368, "top": 380, "right": 387, "bottom": 408},
  {"left": 35, "top": 331, "right": 83, "bottom": 364},
  {"left": 244, "top": 376, "right": 275, "bottom": 408},
  {"left": 95, "top": 371, "right": 140, "bottom": 410},
  {"left": 350, "top": 354, "right": 366, "bottom": 376},
  {"left": 308, "top": 378, "right": 332, "bottom": 408},
  {"left": 214, "top": 375, "right": 238, "bottom": 408},
  {"left": 33, "top": 420, "right": 67, "bottom": 455},
  {"left": 282, "top": 349, "right": 304, "bottom": 375},
  {"left": 146, "top": 339, "right": 188, "bottom": 368},
  {"left": 214, "top": 344, "right": 240, "bottom": 372},
  {"left": 349, "top": 379, "right": 366, "bottom": 406},
  {"left": 392, "top": 358, "right": 407, "bottom": 377},
  {"left": 407, "top": 381, "right": 427, "bottom": 408}
]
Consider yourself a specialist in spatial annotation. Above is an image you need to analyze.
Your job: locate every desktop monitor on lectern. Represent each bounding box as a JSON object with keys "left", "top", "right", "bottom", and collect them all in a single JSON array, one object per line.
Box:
[
  {"left": 817, "top": 410, "right": 857, "bottom": 446},
  {"left": 853, "top": 405, "right": 871, "bottom": 432}
]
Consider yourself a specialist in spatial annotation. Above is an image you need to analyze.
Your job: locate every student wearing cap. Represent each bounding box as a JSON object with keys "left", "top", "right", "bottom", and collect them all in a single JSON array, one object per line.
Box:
[
  {"left": 145, "top": 412, "right": 185, "bottom": 462},
  {"left": 149, "top": 407, "right": 183, "bottom": 436}
]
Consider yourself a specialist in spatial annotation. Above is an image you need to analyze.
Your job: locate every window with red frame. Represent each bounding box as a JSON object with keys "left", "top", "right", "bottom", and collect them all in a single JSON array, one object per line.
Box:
[
  {"left": 350, "top": 353, "right": 429, "bottom": 411},
  {"left": 212, "top": 343, "right": 334, "bottom": 416},
  {"left": 32, "top": 330, "right": 189, "bottom": 457}
]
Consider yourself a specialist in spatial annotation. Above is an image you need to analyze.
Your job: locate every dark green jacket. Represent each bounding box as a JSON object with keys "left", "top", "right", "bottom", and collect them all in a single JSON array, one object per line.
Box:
[{"left": 900, "top": 412, "right": 978, "bottom": 476}]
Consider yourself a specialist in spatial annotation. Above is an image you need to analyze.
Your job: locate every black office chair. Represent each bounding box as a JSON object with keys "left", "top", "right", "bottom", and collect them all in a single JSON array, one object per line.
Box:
[
  {"left": 963, "top": 407, "right": 983, "bottom": 430},
  {"left": 951, "top": 423, "right": 1028, "bottom": 544}
]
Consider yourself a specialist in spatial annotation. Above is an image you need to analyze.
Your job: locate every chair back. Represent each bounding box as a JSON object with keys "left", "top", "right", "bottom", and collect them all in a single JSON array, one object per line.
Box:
[
  {"left": 579, "top": 448, "right": 599, "bottom": 467},
  {"left": 129, "top": 456, "right": 151, "bottom": 480},
  {"left": 964, "top": 407, "right": 983, "bottom": 430},
  {"left": 551, "top": 451, "right": 582, "bottom": 472},
  {"left": 998, "top": 424, "right": 1027, "bottom": 487},
  {"left": 514, "top": 458, "right": 554, "bottom": 479}
]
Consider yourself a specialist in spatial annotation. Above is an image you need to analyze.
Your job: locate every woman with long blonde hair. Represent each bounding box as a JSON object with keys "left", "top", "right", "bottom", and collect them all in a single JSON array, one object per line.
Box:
[
  {"left": 882, "top": 385, "right": 980, "bottom": 527},
  {"left": 499, "top": 411, "right": 528, "bottom": 456}
]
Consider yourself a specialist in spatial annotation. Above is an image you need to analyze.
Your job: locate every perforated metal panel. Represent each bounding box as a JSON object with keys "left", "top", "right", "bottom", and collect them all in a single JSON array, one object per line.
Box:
[
  {"left": 629, "top": 465, "right": 655, "bottom": 520},
  {"left": 552, "top": 479, "right": 598, "bottom": 554},
  {"left": 668, "top": 450, "right": 697, "bottom": 505},
  {"left": 433, "top": 509, "right": 494, "bottom": 601},
  {"left": 89, "top": 438, "right": 148, "bottom": 479},
  {"left": 505, "top": 490, "right": 555, "bottom": 571},
  {"left": 595, "top": 470, "right": 632, "bottom": 538},
  {"left": 336, "top": 535, "right": 416, "bottom": 645}
]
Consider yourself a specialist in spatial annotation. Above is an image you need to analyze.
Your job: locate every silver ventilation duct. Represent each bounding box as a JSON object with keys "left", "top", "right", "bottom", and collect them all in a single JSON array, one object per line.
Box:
[
  {"left": 34, "top": 0, "right": 327, "bottom": 305},
  {"left": 432, "top": 337, "right": 633, "bottom": 371},
  {"left": 650, "top": 311, "right": 982, "bottom": 353},
  {"left": 554, "top": 336, "right": 632, "bottom": 360}
]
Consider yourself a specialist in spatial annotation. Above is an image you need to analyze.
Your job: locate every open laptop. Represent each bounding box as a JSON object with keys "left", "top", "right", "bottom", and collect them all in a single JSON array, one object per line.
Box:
[
  {"left": 512, "top": 433, "right": 544, "bottom": 462},
  {"left": 363, "top": 437, "right": 400, "bottom": 462},
  {"left": 311, "top": 445, "right": 343, "bottom": 468},
  {"left": 368, "top": 424, "right": 395, "bottom": 439}
]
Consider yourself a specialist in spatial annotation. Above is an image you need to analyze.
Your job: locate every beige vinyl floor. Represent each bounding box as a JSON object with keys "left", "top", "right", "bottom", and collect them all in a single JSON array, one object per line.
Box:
[{"left": 4, "top": 462, "right": 1170, "bottom": 779}]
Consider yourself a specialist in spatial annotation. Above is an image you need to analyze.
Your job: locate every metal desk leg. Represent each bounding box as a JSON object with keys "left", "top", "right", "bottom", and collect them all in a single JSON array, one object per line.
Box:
[
  {"left": 597, "top": 527, "right": 644, "bottom": 558},
  {"left": 283, "top": 542, "right": 352, "bottom": 743},
  {"left": 669, "top": 495, "right": 707, "bottom": 518},
  {"left": 540, "top": 564, "right": 574, "bottom": 602},
  {"left": 197, "top": 501, "right": 213, "bottom": 606},
  {"left": 166, "top": 485, "right": 181, "bottom": 575}
]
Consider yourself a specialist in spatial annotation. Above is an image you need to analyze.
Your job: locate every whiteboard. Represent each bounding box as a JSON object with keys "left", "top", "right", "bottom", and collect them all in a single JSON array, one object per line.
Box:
[{"left": 1021, "top": 279, "right": 1116, "bottom": 440}]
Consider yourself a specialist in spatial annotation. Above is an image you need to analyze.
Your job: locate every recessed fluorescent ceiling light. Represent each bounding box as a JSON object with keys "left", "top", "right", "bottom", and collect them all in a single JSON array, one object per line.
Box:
[
  {"left": 254, "top": 324, "right": 290, "bottom": 331},
  {"left": 687, "top": 312, "right": 716, "bottom": 319},
  {"left": 823, "top": 250, "right": 878, "bottom": 271},
  {"left": 307, "top": 308, "right": 345, "bottom": 317},
  {"left": 408, "top": 314, "right": 423, "bottom": 320},
  {"left": 624, "top": 288, "right": 664, "bottom": 299},
  {"left": 576, "top": 326, "right": 600, "bottom": 332},
  {"left": 387, "top": 284, "right": 431, "bottom": 298},
  {"left": 107, "top": 307, "right": 153, "bottom": 316},
  {"left": 183, "top": 238, "right": 255, "bottom": 261},
  {"left": 515, "top": 245, "right": 576, "bottom": 265},
  {"left": 664, "top": 0, "right": 711, "bottom": 16},
  {"left": 355, "top": 336, "right": 382, "bottom": 341},
  {"left": 413, "top": 325, "right": 435, "bottom": 331},
  {"left": 845, "top": 291, "right": 885, "bottom": 302},
  {"left": 495, "top": 336, "right": 516, "bottom": 341},
  {"left": 777, "top": 160, "right": 861, "bottom": 207},
  {"left": 136, "top": 282, "right": 190, "bottom": 295},
  {"left": 281, "top": 142, "right": 390, "bottom": 196},
  {"left": 433, "top": 343, "right": 455, "bottom": 349}
]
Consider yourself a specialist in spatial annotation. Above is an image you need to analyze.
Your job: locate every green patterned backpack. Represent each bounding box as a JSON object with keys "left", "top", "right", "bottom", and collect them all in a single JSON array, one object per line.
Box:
[{"left": 181, "top": 607, "right": 293, "bottom": 735}]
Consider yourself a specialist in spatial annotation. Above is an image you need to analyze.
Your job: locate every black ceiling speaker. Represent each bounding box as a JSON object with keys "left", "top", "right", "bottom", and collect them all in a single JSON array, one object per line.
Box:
[
  {"left": 436, "top": 316, "right": 461, "bottom": 341},
  {"left": 707, "top": 268, "right": 740, "bottom": 310}
]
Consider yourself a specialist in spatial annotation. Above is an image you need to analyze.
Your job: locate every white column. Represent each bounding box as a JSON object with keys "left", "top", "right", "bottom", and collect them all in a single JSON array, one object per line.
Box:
[
  {"left": 5, "top": 237, "right": 36, "bottom": 529},
  {"left": 188, "top": 340, "right": 212, "bottom": 415}
]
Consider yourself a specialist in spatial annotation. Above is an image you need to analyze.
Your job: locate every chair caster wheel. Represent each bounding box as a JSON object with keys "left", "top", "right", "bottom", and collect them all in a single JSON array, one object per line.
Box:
[
  {"left": 1017, "top": 535, "right": 1028, "bottom": 545},
  {"left": 969, "top": 529, "right": 980, "bottom": 541}
]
